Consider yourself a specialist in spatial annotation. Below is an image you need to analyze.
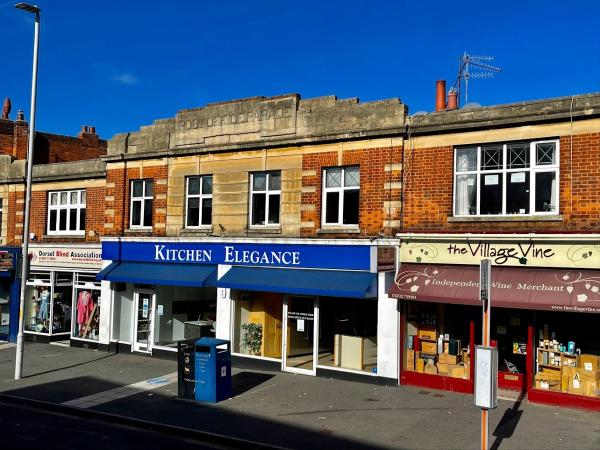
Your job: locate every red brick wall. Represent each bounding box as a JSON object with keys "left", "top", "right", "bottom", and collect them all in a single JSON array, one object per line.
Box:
[
  {"left": 402, "top": 132, "right": 600, "bottom": 233},
  {"left": 301, "top": 146, "right": 403, "bottom": 237},
  {"left": 105, "top": 165, "right": 168, "bottom": 237},
  {"left": 6, "top": 185, "right": 105, "bottom": 245}
]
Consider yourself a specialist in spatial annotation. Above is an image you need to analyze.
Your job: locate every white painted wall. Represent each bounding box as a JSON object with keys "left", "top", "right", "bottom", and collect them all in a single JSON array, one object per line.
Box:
[
  {"left": 377, "top": 271, "right": 399, "bottom": 379},
  {"left": 99, "top": 259, "right": 112, "bottom": 344},
  {"left": 216, "top": 264, "right": 232, "bottom": 340}
]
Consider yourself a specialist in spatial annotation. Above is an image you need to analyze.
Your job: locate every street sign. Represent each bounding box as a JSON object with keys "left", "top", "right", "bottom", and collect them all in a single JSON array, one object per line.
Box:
[{"left": 475, "top": 345, "right": 498, "bottom": 409}]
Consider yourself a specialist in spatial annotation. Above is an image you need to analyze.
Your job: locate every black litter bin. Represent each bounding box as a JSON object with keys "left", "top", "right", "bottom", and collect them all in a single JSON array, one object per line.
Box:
[{"left": 177, "top": 339, "right": 197, "bottom": 399}]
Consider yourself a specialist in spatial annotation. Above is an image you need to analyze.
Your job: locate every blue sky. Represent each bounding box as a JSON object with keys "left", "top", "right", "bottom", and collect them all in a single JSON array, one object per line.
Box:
[{"left": 1, "top": 0, "right": 599, "bottom": 139}]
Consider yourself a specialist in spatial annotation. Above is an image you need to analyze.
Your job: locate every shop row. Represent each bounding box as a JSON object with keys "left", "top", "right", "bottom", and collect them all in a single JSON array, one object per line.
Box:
[{"left": 2, "top": 235, "right": 598, "bottom": 411}]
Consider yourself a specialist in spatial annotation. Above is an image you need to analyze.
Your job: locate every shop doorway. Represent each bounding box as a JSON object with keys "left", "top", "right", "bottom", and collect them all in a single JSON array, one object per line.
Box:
[
  {"left": 133, "top": 290, "right": 155, "bottom": 354},
  {"left": 283, "top": 296, "right": 317, "bottom": 375}
]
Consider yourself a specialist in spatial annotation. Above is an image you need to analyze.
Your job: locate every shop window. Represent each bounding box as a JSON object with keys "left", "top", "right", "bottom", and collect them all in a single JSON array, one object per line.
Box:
[
  {"left": 454, "top": 140, "right": 559, "bottom": 216},
  {"left": 534, "top": 312, "right": 600, "bottom": 398},
  {"left": 404, "top": 302, "right": 476, "bottom": 380},
  {"left": 186, "top": 175, "right": 213, "bottom": 227},
  {"left": 318, "top": 297, "right": 377, "bottom": 373},
  {"left": 0, "top": 280, "right": 10, "bottom": 336},
  {"left": 130, "top": 179, "right": 153, "bottom": 228},
  {"left": 0, "top": 198, "right": 3, "bottom": 241},
  {"left": 233, "top": 292, "right": 282, "bottom": 358},
  {"left": 152, "top": 285, "right": 217, "bottom": 349},
  {"left": 47, "top": 190, "right": 86, "bottom": 235},
  {"left": 322, "top": 166, "right": 360, "bottom": 225},
  {"left": 73, "top": 273, "right": 101, "bottom": 341},
  {"left": 24, "top": 271, "right": 72, "bottom": 335},
  {"left": 250, "top": 172, "right": 281, "bottom": 226}
]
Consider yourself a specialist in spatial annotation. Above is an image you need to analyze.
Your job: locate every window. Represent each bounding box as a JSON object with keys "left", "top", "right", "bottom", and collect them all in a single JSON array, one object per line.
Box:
[
  {"left": 454, "top": 140, "right": 559, "bottom": 216},
  {"left": 186, "top": 176, "right": 213, "bottom": 227},
  {"left": 322, "top": 166, "right": 360, "bottom": 225},
  {"left": 47, "top": 190, "right": 86, "bottom": 235},
  {"left": 130, "top": 180, "right": 153, "bottom": 228},
  {"left": 250, "top": 171, "right": 280, "bottom": 226}
]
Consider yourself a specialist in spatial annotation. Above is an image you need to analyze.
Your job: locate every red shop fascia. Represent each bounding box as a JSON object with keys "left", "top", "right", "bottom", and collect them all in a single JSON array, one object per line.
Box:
[{"left": 389, "top": 235, "right": 600, "bottom": 412}]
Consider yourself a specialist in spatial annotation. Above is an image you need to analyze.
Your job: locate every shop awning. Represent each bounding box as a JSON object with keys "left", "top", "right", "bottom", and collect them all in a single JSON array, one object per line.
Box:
[
  {"left": 217, "top": 267, "right": 376, "bottom": 298},
  {"left": 389, "top": 263, "right": 600, "bottom": 313},
  {"left": 96, "top": 262, "right": 217, "bottom": 287}
]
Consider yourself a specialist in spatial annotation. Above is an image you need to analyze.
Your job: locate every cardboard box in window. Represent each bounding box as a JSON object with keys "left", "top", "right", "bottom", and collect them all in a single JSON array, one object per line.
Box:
[
  {"left": 406, "top": 349, "right": 415, "bottom": 371},
  {"left": 437, "top": 362, "right": 448, "bottom": 374},
  {"left": 424, "top": 359, "right": 438, "bottom": 375},
  {"left": 539, "top": 368, "right": 561, "bottom": 381},
  {"left": 421, "top": 341, "right": 437, "bottom": 354},
  {"left": 416, "top": 357, "right": 425, "bottom": 373},
  {"left": 561, "top": 366, "right": 575, "bottom": 392},
  {"left": 418, "top": 327, "right": 437, "bottom": 341},
  {"left": 578, "top": 354, "right": 600, "bottom": 372},
  {"left": 448, "top": 363, "right": 468, "bottom": 379},
  {"left": 535, "top": 373, "right": 561, "bottom": 392},
  {"left": 438, "top": 353, "right": 461, "bottom": 365}
]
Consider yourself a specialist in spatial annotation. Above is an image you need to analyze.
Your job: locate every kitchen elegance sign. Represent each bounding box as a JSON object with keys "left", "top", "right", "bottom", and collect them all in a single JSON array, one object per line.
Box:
[
  {"left": 102, "top": 241, "right": 373, "bottom": 271},
  {"left": 400, "top": 238, "right": 600, "bottom": 269}
]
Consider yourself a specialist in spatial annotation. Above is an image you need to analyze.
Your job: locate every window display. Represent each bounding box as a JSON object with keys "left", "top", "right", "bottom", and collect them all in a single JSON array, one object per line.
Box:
[
  {"left": 404, "top": 302, "right": 476, "bottom": 380},
  {"left": 25, "top": 285, "right": 52, "bottom": 333},
  {"left": 24, "top": 270, "right": 73, "bottom": 336},
  {"left": 73, "top": 288, "right": 100, "bottom": 340},
  {"left": 534, "top": 313, "right": 600, "bottom": 398},
  {"left": 318, "top": 297, "right": 377, "bottom": 373},
  {"left": 233, "top": 292, "right": 282, "bottom": 358}
]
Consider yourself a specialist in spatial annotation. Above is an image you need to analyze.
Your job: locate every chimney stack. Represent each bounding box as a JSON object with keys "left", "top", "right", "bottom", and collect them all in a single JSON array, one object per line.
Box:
[
  {"left": 447, "top": 88, "right": 458, "bottom": 110},
  {"left": 435, "top": 80, "right": 446, "bottom": 112},
  {"left": 16, "top": 109, "right": 25, "bottom": 121},
  {"left": 89, "top": 126, "right": 96, "bottom": 134},
  {"left": 2, "top": 98, "right": 11, "bottom": 120}
]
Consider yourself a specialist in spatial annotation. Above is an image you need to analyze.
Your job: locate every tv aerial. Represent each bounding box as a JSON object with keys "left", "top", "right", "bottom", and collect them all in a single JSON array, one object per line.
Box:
[{"left": 452, "top": 52, "right": 502, "bottom": 107}]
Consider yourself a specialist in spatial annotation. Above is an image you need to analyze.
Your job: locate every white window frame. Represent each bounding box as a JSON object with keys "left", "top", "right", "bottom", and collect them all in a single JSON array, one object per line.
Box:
[
  {"left": 322, "top": 166, "right": 360, "bottom": 226},
  {"left": 185, "top": 175, "right": 213, "bottom": 228},
  {"left": 130, "top": 179, "right": 153, "bottom": 229},
  {"left": 47, "top": 189, "right": 86, "bottom": 235},
  {"left": 453, "top": 139, "right": 560, "bottom": 217},
  {"left": 249, "top": 171, "right": 281, "bottom": 227}
]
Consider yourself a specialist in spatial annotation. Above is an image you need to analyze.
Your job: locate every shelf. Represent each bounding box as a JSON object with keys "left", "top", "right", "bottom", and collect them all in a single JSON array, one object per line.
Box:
[
  {"left": 538, "top": 363, "right": 561, "bottom": 370},
  {"left": 538, "top": 348, "right": 577, "bottom": 357}
]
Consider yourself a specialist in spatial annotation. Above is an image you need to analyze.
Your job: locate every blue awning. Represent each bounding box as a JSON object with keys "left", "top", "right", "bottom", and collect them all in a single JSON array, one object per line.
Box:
[
  {"left": 96, "top": 262, "right": 217, "bottom": 287},
  {"left": 217, "top": 267, "right": 376, "bottom": 298}
]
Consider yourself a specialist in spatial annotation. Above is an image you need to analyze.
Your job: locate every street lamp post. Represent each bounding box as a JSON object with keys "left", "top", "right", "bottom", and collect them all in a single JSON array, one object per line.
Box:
[{"left": 14, "top": 2, "right": 41, "bottom": 380}]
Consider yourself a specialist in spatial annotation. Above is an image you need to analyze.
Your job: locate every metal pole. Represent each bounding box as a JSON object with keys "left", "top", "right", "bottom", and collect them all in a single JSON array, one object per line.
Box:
[
  {"left": 480, "top": 259, "right": 491, "bottom": 450},
  {"left": 15, "top": 7, "right": 40, "bottom": 380}
]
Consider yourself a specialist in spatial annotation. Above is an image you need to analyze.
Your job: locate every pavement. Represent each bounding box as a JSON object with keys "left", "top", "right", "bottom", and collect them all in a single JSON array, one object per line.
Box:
[{"left": 0, "top": 342, "right": 599, "bottom": 450}]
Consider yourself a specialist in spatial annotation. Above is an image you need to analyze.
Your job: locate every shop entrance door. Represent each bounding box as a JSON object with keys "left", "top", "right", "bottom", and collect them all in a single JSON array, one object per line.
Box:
[
  {"left": 282, "top": 296, "right": 318, "bottom": 375},
  {"left": 133, "top": 291, "right": 155, "bottom": 354}
]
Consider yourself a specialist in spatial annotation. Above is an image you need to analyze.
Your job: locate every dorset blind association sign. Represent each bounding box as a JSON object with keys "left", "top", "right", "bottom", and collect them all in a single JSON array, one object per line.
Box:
[
  {"left": 400, "top": 238, "right": 600, "bottom": 269},
  {"left": 29, "top": 246, "right": 102, "bottom": 269}
]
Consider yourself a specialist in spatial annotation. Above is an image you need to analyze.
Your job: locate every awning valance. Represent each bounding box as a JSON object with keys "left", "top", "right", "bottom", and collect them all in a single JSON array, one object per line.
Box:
[
  {"left": 217, "top": 267, "right": 376, "bottom": 298},
  {"left": 389, "top": 263, "right": 600, "bottom": 313},
  {"left": 96, "top": 262, "right": 217, "bottom": 287}
]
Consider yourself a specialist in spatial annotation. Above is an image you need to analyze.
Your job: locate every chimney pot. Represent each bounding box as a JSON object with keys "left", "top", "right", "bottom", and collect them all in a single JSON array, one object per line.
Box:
[
  {"left": 89, "top": 126, "right": 96, "bottom": 134},
  {"left": 435, "top": 80, "right": 446, "bottom": 112},
  {"left": 447, "top": 88, "right": 458, "bottom": 110},
  {"left": 16, "top": 109, "right": 25, "bottom": 121},
  {"left": 2, "top": 98, "right": 11, "bottom": 120},
  {"left": 81, "top": 125, "right": 89, "bottom": 133}
]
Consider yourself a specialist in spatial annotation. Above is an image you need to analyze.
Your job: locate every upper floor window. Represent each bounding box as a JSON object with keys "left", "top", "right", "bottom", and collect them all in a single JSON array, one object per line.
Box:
[
  {"left": 322, "top": 166, "right": 360, "bottom": 226},
  {"left": 250, "top": 171, "right": 280, "bottom": 226},
  {"left": 186, "top": 175, "right": 213, "bottom": 227},
  {"left": 47, "top": 190, "right": 86, "bottom": 235},
  {"left": 130, "top": 180, "right": 153, "bottom": 228},
  {"left": 454, "top": 140, "right": 559, "bottom": 216}
]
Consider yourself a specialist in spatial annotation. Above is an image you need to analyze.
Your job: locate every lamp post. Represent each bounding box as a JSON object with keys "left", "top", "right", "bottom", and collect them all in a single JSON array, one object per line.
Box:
[{"left": 14, "top": 2, "right": 41, "bottom": 380}]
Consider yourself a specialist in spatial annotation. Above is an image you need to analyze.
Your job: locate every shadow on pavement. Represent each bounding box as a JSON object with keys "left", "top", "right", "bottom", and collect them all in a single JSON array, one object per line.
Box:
[
  {"left": 22, "top": 352, "right": 117, "bottom": 379},
  {"left": 491, "top": 391, "right": 525, "bottom": 450},
  {"left": 231, "top": 371, "right": 275, "bottom": 396},
  {"left": 3, "top": 375, "right": 397, "bottom": 450}
]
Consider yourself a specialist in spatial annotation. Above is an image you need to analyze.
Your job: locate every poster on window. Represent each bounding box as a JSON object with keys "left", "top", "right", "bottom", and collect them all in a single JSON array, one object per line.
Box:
[
  {"left": 510, "top": 172, "right": 526, "bottom": 183},
  {"left": 484, "top": 175, "right": 499, "bottom": 185}
]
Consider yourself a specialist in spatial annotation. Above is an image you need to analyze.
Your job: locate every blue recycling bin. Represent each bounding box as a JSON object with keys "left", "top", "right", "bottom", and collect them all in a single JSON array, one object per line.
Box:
[{"left": 194, "top": 337, "right": 232, "bottom": 403}]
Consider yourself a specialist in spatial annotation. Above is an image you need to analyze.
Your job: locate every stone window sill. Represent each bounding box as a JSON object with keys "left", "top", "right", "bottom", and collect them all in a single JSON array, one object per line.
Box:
[
  {"left": 448, "top": 215, "right": 563, "bottom": 223},
  {"left": 180, "top": 227, "right": 213, "bottom": 237},
  {"left": 43, "top": 234, "right": 86, "bottom": 240},
  {"left": 317, "top": 226, "right": 361, "bottom": 235},
  {"left": 247, "top": 227, "right": 282, "bottom": 235},
  {"left": 124, "top": 228, "right": 153, "bottom": 235}
]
